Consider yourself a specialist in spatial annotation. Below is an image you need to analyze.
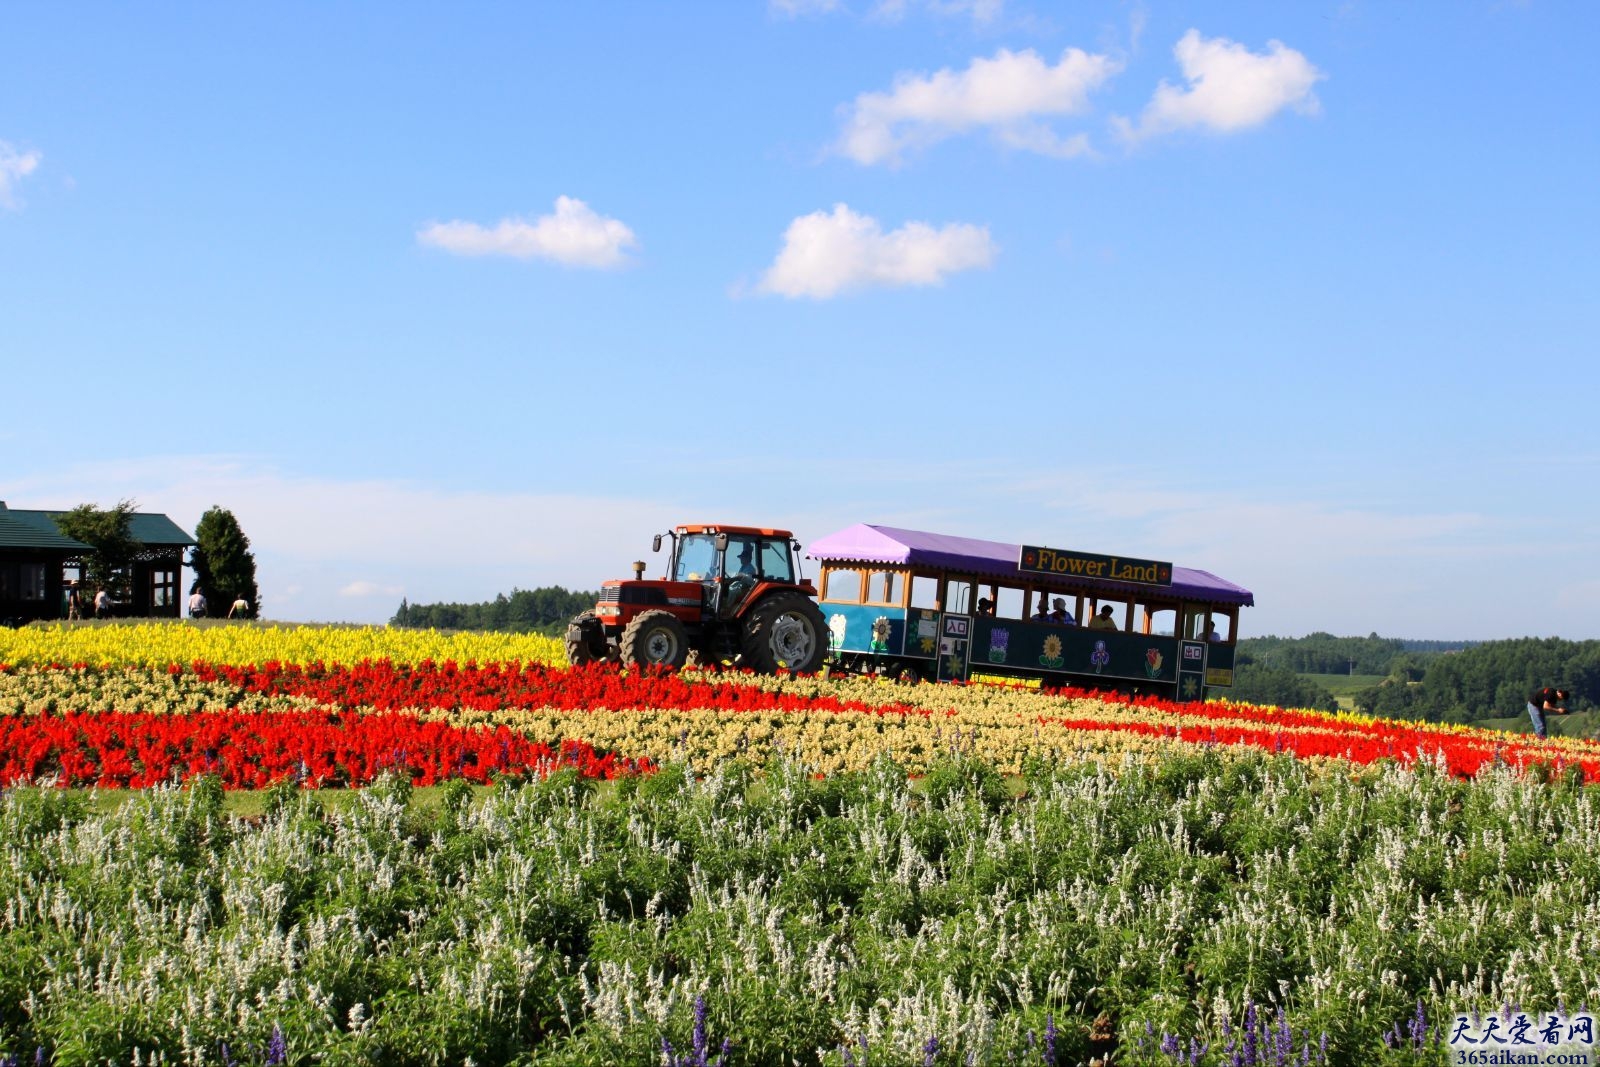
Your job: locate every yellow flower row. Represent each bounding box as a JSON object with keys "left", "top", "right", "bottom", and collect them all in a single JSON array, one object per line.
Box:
[
  {"left": 0, "top": 621, "right": 565, "bottom": 669},
  {"left": 713, "top": 669, "right": 1594, "bottom": 756},
  {"left": 410, "top": 704, "right": 1384, "bottom": 777}
]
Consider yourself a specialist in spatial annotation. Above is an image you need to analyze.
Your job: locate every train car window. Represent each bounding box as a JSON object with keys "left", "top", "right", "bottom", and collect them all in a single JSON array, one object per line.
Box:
[
  {"left": 910, "top": 575, "right": 940, "bottom": 610},
  {"left": 822, "top": 568, "right": 863, "bottom": 603},
  {"left": 943, "top": 579, "right": 972, "bottom": 615},
  {"left": 865, "top": 570, "right": 902, "bottom": 606},
  {"left": 994, "top": 587, "right": 1024, "bottom": 619},
  {"left": 1142, "top": 605, "right": 1177, "bottom": 636}
]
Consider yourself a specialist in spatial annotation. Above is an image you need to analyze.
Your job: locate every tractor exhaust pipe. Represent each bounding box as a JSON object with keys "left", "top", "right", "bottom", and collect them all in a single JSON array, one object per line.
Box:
[{"left": 632, "top": 560, "right": 647, "bottom": 580}]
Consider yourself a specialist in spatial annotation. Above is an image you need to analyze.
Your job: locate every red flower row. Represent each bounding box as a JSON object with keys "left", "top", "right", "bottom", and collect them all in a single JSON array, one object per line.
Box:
[
  {"left": 0, "top": 710, "right": 654, "bottom": 789},
  {"left": 181, "top": 659, "right": 918, "bottom": 717},
  {"left": 1045, "top": 715, "right": 1596, "bottom": 781},
  {"left": 171, "top": 660, "right": 1590, "bottom": 770},
  {"left": 5, "top": 661, "right": 1592, "bottom": 784}
]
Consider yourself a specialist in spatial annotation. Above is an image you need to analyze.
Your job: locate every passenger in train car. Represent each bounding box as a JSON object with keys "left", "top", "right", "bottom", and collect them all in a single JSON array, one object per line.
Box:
[
  {"left": 1087, "top": 604, "right": 1118, "bottom": 631},
  {"left": 1031, "top": 599, "right": 1051, "bottom": 622},
  {"left": 975, "top": 597, "right": 995, "bottom": 617},
  {"left": 1049, "top": 598, "right": 1076, "bottom": 626}
]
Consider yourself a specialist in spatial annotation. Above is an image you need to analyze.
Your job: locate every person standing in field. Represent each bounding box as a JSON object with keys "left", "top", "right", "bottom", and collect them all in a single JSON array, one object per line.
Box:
[
  {"left": 1527, "top": 687, "right": 1570, "bottom": 739},
  {"left": 228, "top": 595, "right": 250, "bottom": 619},
  {"left": 66, "top": 584, "right": 82, "bottom": 621},
  {"left": 188, "top": 587, "right": 207, "bottom": 619},
  {"left": 93, "top": 588, "right": 110, "bottom": 619}
]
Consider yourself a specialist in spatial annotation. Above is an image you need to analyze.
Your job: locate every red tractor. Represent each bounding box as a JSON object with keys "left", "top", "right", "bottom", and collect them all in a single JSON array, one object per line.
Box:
[{"left": 564, "top": 524, "right": 829, "bottom": 674}]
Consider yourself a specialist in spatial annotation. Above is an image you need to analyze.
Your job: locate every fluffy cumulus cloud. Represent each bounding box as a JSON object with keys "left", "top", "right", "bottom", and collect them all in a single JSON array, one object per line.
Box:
[
  {"left": 0, "top": 141, "right": 42, "bottom": 210},
  {"left": 417, "top": 196, "right": 637, "bottom": 268},
  {"left": 836, "top": 47, "right": 1122, "bottom": 165},
  {"left": 1118, "top": 30, "right": 1323, "bottom": 140},
  {"left": 757, "top": 204, "right": 996, "bottom": 299}
]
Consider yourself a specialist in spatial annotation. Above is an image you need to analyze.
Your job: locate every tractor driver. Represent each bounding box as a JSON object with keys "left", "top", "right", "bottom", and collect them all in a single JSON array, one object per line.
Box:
[{"left": 732, "top": 542, "right": 758, "bottom": 577}]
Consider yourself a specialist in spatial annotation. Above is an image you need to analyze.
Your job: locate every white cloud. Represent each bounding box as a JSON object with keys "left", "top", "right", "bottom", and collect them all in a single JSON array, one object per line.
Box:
[
  {"left": 836, "top": 47, "right": 1122, "bottom": 165},
  {"left": 417, "top": 196, "right": 637, "bottom": 268},
  {"left": 773, "top": 0, "right": 1002, "bottom": 23},
  {"left": 1117, "top": 29, "right": 1323, "bottom": 141},
  {"left": 757, "top": 204, "right": 996, "bottom": 299},
  {"left": 340, "top": 580, "right": 405, "bottom": 599},
  {"left": 870, "top": 0, "right": 1004, "bottom": 24},
  {"left": 0, "top": 141, "right": 42, "bottom": 210},
  {"left": 769, "top": 0, "right": 842, "bottom": 15},
  {"left": 6, "top": 455, "right": 1594, "bottom": 640}
]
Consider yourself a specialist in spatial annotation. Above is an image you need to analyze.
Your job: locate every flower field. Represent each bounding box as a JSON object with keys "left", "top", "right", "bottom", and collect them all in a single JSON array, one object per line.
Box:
[
  {"left": 1, "top": 623, "right": 1597, "bottom": 789},
  {"left": 0, "top": 622, "right": 1596, "bottom": 1065}
]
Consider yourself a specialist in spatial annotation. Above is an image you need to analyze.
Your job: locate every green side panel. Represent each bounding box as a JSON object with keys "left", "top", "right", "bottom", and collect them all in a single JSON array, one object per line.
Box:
[
  {"left": 1176, "top": 640, "right": 1208, "bottom": 702},
  {"left": 968, "top": 617, "right": 1180, "bottom": 685},
  {"left": 936, "top": 613, "right": 972, "bottom": 682},
  {"left": 1203, "top": 642, "right": 1238, "bottom": 687}
]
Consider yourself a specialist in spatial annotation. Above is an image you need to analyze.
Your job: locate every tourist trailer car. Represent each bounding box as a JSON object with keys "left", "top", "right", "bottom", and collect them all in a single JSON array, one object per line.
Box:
[{"left": 807, "top": 524, "right": 1253, "bottom": 701}]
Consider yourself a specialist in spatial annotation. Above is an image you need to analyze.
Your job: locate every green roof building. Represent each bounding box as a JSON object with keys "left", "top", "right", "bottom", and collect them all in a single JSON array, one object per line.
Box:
[{"left": 0, "top": 501, "right": 195, "bottom": 624}]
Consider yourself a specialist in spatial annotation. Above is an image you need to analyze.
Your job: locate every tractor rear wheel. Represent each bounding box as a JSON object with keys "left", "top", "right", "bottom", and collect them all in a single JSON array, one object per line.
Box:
[
  {"left": 565, "top": 611, "right": 608, "bottom": 666},
  {"left": 740, "top": 593, "right": 827, "bottom": 674},
  {"left": 620, "top": 610, "right": 690, "bottom": 669}
]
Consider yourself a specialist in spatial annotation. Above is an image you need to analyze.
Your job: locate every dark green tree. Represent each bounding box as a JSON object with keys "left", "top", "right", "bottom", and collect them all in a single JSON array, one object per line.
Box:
[
  {"left": 391, "top": 586, "right": 598, "bottom": 635},
  {"left": 189, "top": 507, "right": 260, "bottom": 618},
  {"left": 54, "top": 500, "right": 143, "bottom": 604},
  {"left": 1218, "top": 661, "right": 1339, "bottom": 712}
]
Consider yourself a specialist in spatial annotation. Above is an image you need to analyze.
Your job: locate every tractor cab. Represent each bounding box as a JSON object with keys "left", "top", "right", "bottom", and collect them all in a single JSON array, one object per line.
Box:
[
  {"left": 566, "top": 523, "right": 826, "bottom": 674},
  {"left": 664, "top": 527, "right": 803, "bottom": 618}
]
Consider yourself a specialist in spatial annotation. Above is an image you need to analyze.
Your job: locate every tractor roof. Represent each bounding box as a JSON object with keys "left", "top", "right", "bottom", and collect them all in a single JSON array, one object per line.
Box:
[{"left": 676, "top": 524, "right": 796, "bottom": 539}]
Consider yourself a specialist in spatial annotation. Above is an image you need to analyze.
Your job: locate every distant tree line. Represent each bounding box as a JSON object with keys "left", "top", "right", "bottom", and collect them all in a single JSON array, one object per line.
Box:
[
  {"left": 1236, "top": 632, "right": 1477, "bottom": 676},
  {"left": 391, "top": 587, "right": 597, "bottom": 635},
  {"left": 1224, "top": 632, "right": 1597, "bottom": 728},
  {"left": 1222, "top": 662, "right": 1340, "bottom": 712},
  {"left": 1354, "top": 637, "right": 1599, "bottom": 725}
]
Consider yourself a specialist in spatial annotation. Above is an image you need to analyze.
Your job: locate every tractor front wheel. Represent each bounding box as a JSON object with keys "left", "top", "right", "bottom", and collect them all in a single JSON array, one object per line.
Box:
[
  {"left": 620, "top": 610, "right": 690, "bottom": 669},
  {"left": 740, "top": 593, "right": 828, "bottom": 674},
  {"left": 565, "top": 611, "right": 608, "bottom": 666}
]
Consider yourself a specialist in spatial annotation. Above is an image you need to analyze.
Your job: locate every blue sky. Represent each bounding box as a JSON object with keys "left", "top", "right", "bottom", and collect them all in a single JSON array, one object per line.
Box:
[{"left": 3, "top": 1, "right": 1595, "bottom": 639}]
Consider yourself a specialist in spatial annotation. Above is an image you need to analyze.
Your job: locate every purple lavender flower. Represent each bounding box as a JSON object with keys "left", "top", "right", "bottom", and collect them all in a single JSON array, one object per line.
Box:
[
  {"left": 265, "top": 1023, "right": 288, "bottom": 1066},
  {"left": 662, "top": 996, "right": 730, "bottom": 1067},
  {"left": 693, "top": 994, "right": 709, "bottom": 1060},
  {"left": 1411, "top": 999, "right": 1429, "bottom": 1048},
  {"left": 924, "top": 1034, "right": 940, "bottom": 1066}
]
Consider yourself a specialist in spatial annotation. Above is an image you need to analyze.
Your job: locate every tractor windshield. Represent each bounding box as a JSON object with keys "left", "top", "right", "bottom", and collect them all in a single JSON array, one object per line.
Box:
[{"left": 674, "top": 535, "right": 720, "bottom": 582}]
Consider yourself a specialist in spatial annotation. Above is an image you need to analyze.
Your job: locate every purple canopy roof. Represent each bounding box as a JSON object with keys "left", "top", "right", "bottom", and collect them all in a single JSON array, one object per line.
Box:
[{"left": 806, "top": 523, "right": 1254, "bottom": 607}]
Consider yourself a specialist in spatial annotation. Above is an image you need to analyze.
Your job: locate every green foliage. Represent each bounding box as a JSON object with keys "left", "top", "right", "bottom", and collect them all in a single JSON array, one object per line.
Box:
[
  {"left": 1220, "top": 661, "right": 1339, "bottom": 711},
  {"left": 1, "top": 757, "right": 1592, "bottom": 1064},
  {"left": 1238, "top": 632, "right": 1473, "bottom": 676},
  {"left": 189, "top": 506, "right": 260, "bottom": 617},
  {"left": 392, "top": 586, "right": 600, "bottom": 635},
  {"left": 1354, "top": 637, "right": 1600, "bottom": 727},
  {"left": 52, "top": 499, "right": 143, "bottom": 600}
]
